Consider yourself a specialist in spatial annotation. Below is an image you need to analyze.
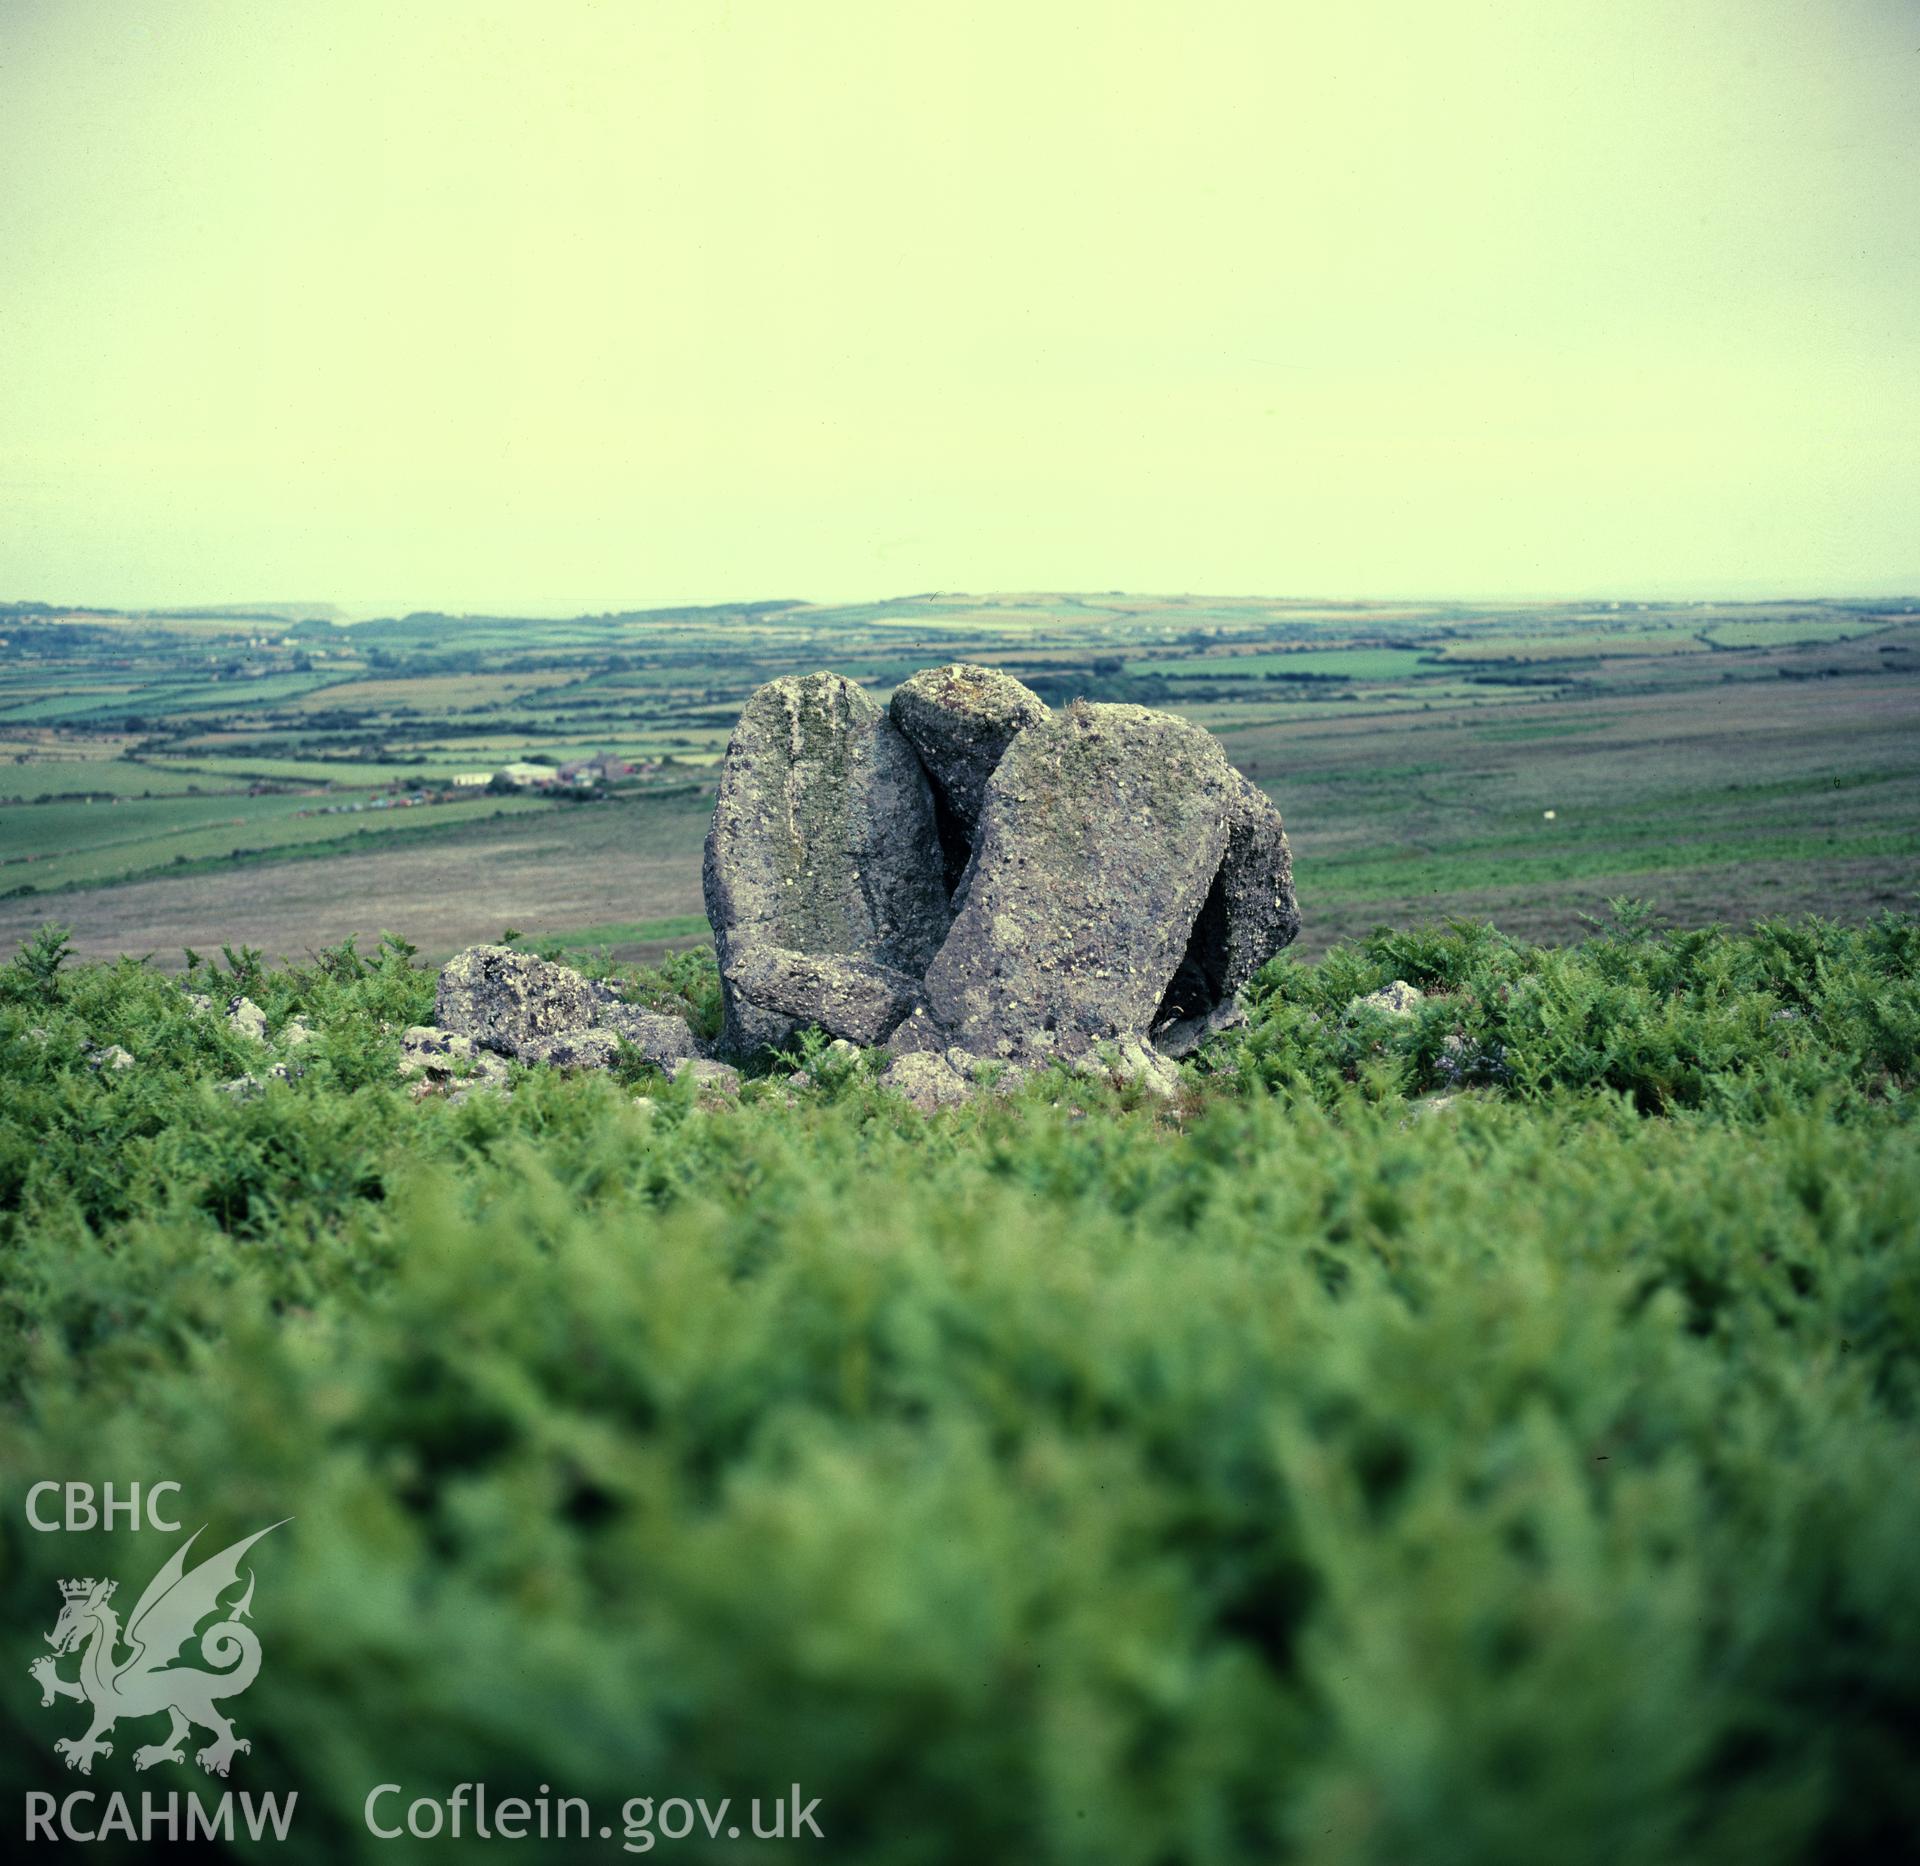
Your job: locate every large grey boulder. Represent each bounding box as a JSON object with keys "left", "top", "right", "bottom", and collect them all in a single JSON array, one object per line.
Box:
[
  {"left": 890, "top": 663, "right": 1048, "bottom": 884},
  {"left": 1149, "top": 770, "right": 1300, "bottom": 1047},
  {"left": 918, "top": 702, "right": 1241, "bottom": 1058},
  {"left": 436, "top": 945, "right": 601, "bottom": 1054},
  {"left": 704, "top": 673, "right": 950, "bottom": 1060}
]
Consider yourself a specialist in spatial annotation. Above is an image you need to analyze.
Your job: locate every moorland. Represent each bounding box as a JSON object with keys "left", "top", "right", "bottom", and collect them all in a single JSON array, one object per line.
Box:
[
  {"left": 2, "top": 910, "right": 1916, "bottom": 1864},
  {"left": 3, "top": 592, "right": 1918, "bottom": 1864}
]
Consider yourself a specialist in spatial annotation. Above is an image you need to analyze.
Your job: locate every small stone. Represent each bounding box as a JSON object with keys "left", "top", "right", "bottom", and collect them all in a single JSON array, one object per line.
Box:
[
  {"left": 86, "top": 1044, "right": 135, "bottom": 1071},
  {"left": 591, "top": 996, "right": 703, "bottom": 1065},
  {"left": 518, "top": 1028, "right": 624, "bottom": 1071},
  {"left": 674, "top": 1057, "right": 742, "bottom": 1093},
  {"left": 1075, "top": 1038, "right": 1182, "bottom": 1099},
  {"left": 1352, "top": 980, "right": 1424, "bottom": 1016},
  {"left": 879, "top": 1049, "right": 972, "bottom": 1112},
  {"left": 225, "top": 995, "right": 269, "bottom": 1042},
  {"left": 280, "top": 1015, "right": 317, "bottom": 1048},
  {"left": 398, "top": 1025, "right": 510, "bottom": 1084},
  {"left": 436, "top": 945, "right": 601, "bottom": 1055},
  {"left": 1151, "top": 998, "right": 1248, "bottom": 1061}
]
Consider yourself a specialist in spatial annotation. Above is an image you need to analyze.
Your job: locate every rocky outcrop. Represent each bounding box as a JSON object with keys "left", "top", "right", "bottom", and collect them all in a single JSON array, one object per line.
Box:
[
  {"left": 436, "top": 946, "right": 603, "bottom": 1054},
  {"left": 436, "top": 945, "right": 704, "bottom": 1072},
  {"left": 916, "top": 702, "right": 1242, "bottom": 1059},
  {"left": 704, "top": 673, "right": 950, "bottom": 1059}
]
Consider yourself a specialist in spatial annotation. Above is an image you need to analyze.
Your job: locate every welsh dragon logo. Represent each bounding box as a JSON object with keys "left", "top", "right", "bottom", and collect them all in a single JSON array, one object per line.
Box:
[{"left": 29, "top": 1521, "right": 287, "bottom": 1778}]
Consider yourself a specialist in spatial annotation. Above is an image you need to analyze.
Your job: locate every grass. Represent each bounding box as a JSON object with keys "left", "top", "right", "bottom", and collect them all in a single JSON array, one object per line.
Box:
[
  {"left": 0, "top": 912, "right": 1916, "bottom": 1864},
  {"left": 1, "top": 794, "right": 555, "bottom": 895},
  {"left": 0, "top": 760, "right": 215, "bottom": 800},
  {"left": 1128, "top": 650, "right": 1433, "bottom": 680}
]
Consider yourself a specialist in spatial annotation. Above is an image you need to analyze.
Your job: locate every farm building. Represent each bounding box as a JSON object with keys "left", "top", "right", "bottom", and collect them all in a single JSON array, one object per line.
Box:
[{"left": 556, "top": 752, "right": 633, "bottom": 784}]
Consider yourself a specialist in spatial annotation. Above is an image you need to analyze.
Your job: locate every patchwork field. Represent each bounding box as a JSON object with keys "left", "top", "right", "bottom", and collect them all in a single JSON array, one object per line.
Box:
[{"left": 2, "top": 593, "right": 1916, "bottom": 964}]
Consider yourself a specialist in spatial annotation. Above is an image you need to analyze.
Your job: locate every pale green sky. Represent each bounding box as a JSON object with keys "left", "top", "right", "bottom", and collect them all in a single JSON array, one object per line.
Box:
[{"left": 2, "top": 0, "right": 1916, "bottom": 612}]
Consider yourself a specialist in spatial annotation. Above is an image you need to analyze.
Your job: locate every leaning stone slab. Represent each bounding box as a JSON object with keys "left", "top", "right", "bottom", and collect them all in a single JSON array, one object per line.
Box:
[
  {"left": 1151, "top": 770, "right": 1299, "bottom": 1043},
  {"left": 920, "top": 702, "right": 1239, "bottom": 1057},
  {"left": 890, "top": 664, "right": 1049, "bottom": 875},
  {"left": 704, "top": 673, "right": 950, "bottom": 1060},
  {"left": 436, "top": 945, "right": 601, "bottom": 1055},
  {"left": 722, "top": 946, "right": 925, "bottom": 1048}
]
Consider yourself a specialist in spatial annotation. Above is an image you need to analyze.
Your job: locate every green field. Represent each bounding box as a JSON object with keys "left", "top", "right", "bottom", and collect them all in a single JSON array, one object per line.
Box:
[
  {"left": 4, "top": 593, "right": 1917, "bottom": 962},
  {"left": 2, "top": 792, "right": 552, "bottom": 894}
]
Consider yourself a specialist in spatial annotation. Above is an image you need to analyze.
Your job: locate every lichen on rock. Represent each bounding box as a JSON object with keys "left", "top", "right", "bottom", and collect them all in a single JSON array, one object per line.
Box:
[{"left": 704, "top": 672, "right": 949, "bottom": 1060}]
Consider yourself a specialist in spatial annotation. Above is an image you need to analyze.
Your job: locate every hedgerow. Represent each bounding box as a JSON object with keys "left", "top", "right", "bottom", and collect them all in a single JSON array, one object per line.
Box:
[{"left": 0, "top": 913, "right": 1915, "bottom": 1864}]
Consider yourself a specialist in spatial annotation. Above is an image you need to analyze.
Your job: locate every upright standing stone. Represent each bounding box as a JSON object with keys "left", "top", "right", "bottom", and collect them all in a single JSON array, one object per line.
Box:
[
  {"left": 890, "top": 664, "right": 1049, "bottom": 887},
  {"left": 918, "top": 701, "right": 1239, "bottom": 1057},
  {"left": 704, "top": 673, "right": 950, "bottom": 1059}
]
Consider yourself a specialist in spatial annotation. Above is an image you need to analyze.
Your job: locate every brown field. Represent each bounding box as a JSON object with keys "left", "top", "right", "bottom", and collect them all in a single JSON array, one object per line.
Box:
[{"left": 6, "top": 671, "right": 1914, "bottom": 970}]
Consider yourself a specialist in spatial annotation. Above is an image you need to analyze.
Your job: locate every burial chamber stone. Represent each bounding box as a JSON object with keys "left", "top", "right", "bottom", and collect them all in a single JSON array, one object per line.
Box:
[
  {"left": 916, "top": 701, "right": 1244, "bottom": 1058},
  {"left": 889, "top": 663, "right": 1049, "bottom": 886},
  {"left": 1148, "top": 768, "right": 1301, "bottom": 1054},
  {"left": 704, "top": 672, "right": 950, "bottom": 1059}
]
